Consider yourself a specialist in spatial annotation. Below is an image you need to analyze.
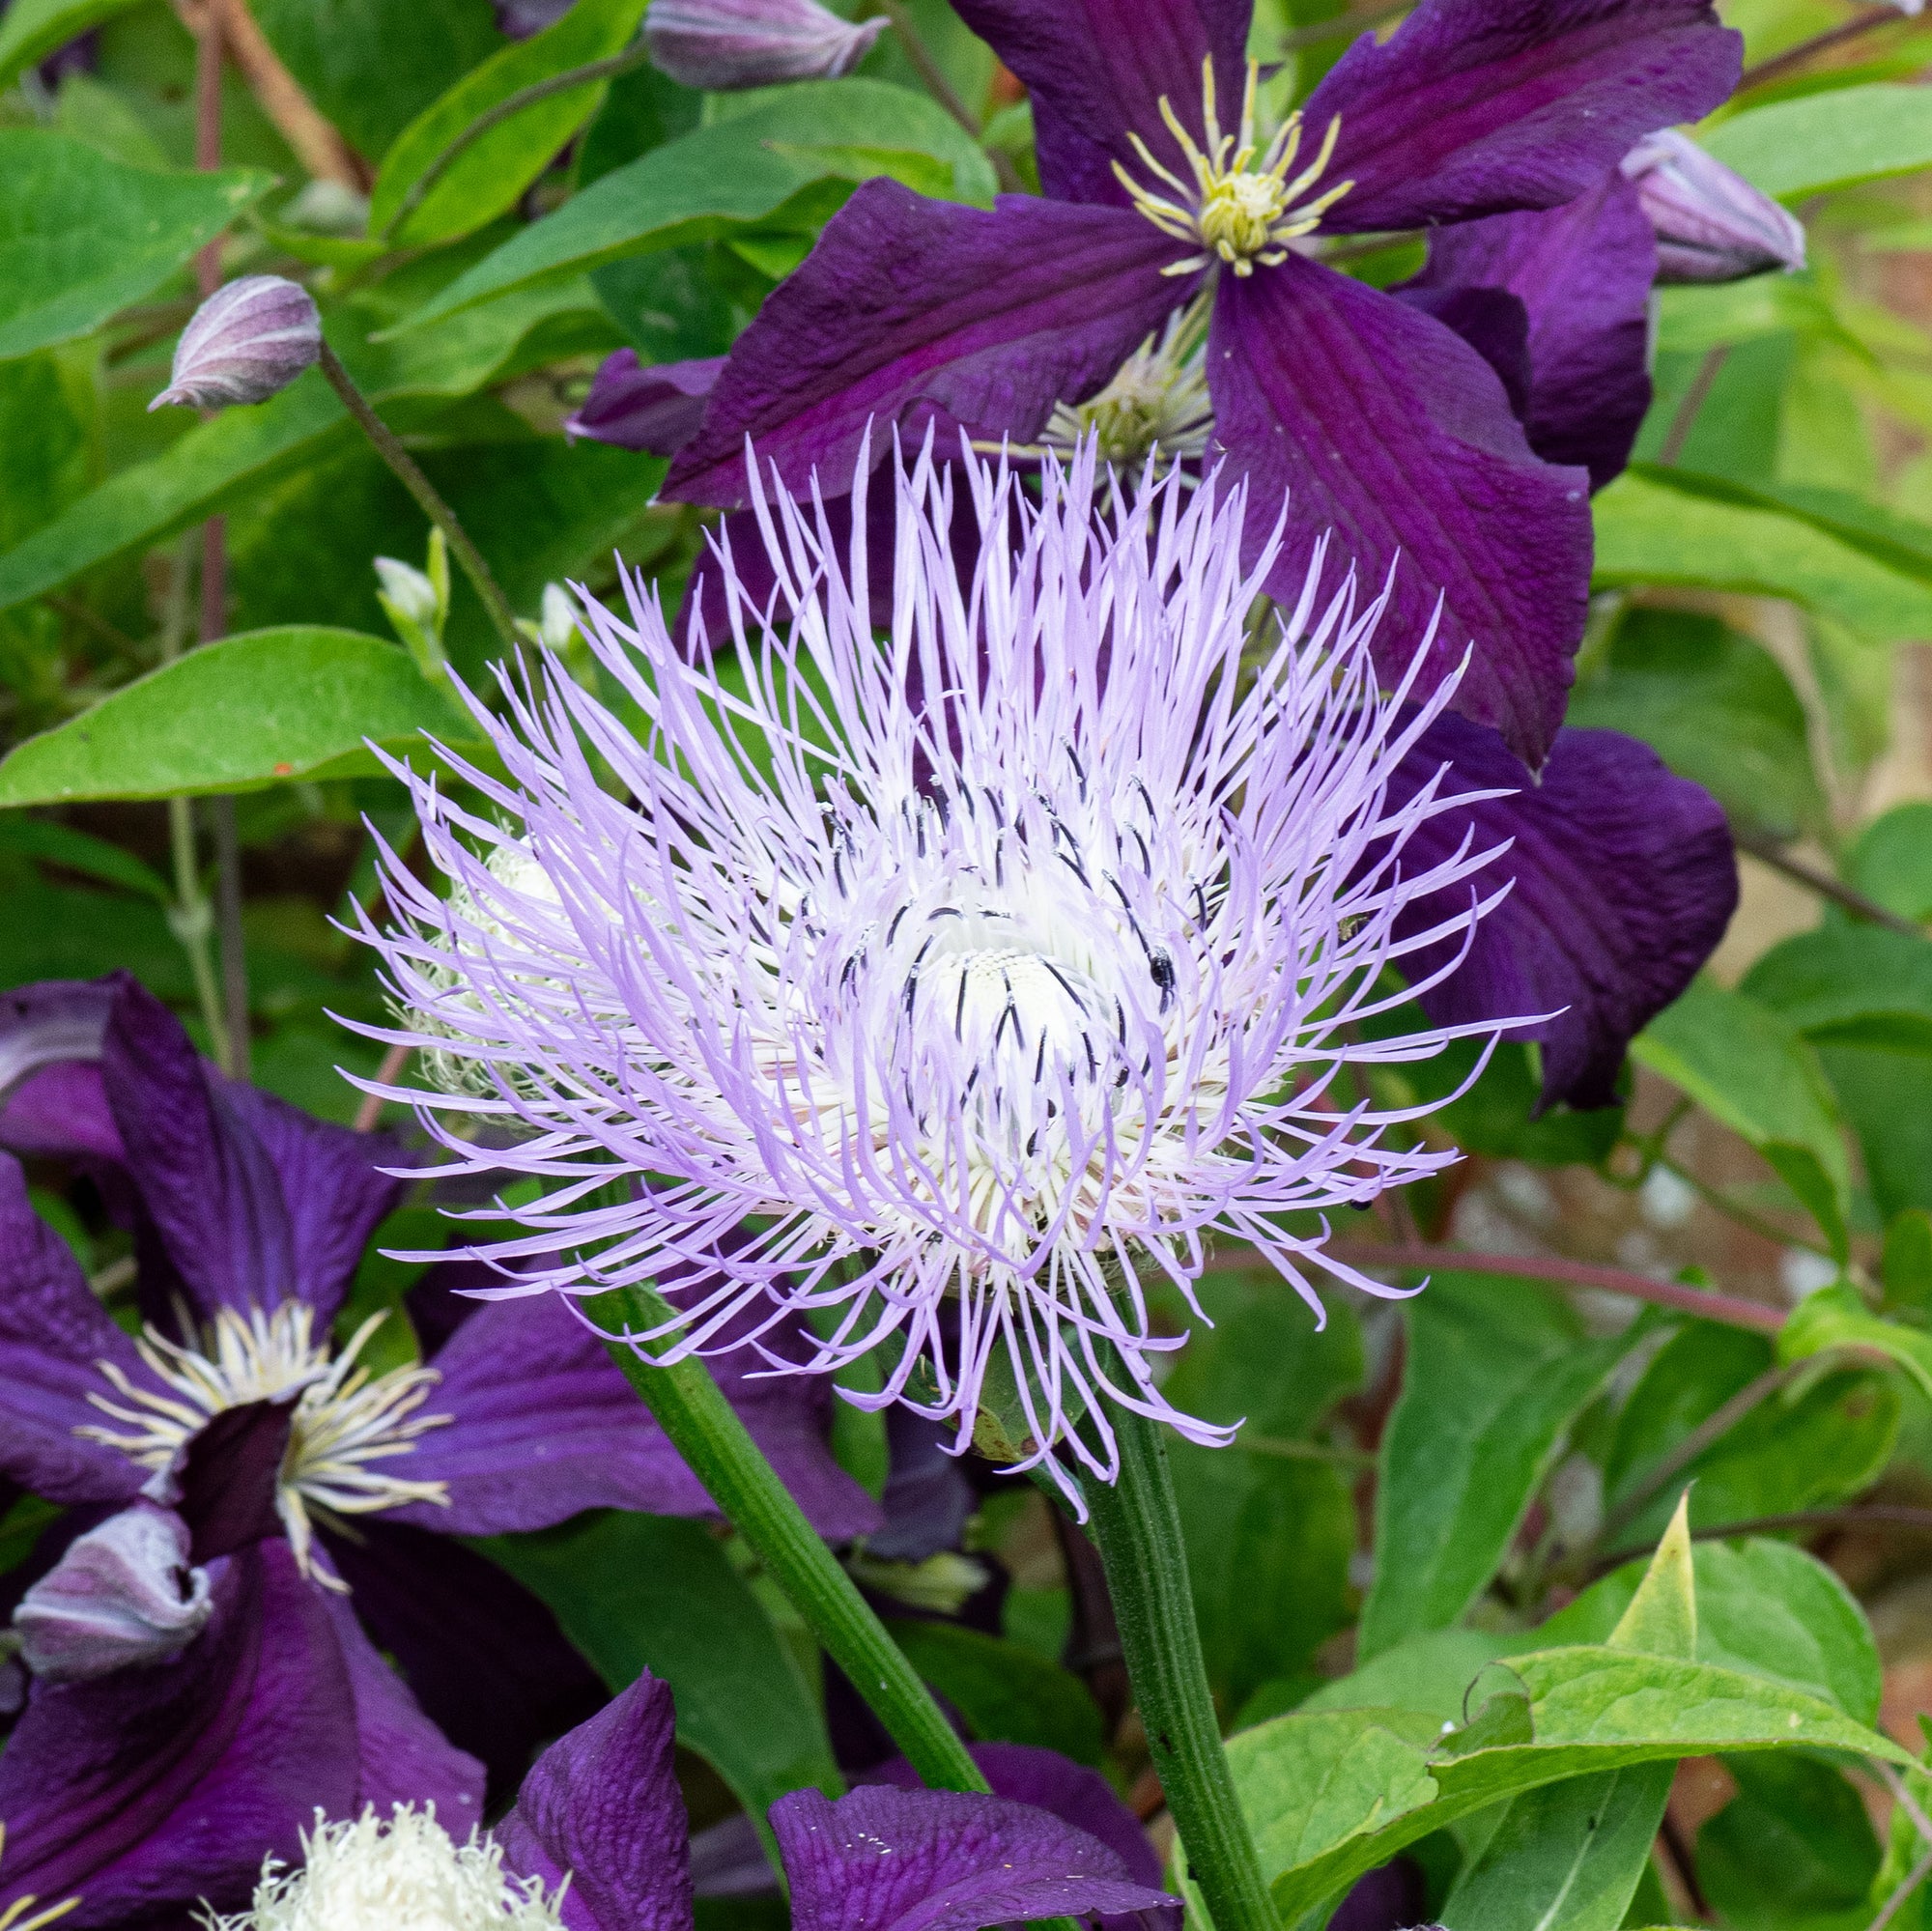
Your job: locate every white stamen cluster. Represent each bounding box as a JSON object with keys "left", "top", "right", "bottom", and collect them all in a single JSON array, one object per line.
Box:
[
  {"left": 1118, "top": 58, "right": 1352, "bottom": 276},
  {"left": 200, "top": 1806, "right": 565, "bottom": 1931},
  {"left": 77, "top": 1303, "right": 451, "bottom": 1583}
]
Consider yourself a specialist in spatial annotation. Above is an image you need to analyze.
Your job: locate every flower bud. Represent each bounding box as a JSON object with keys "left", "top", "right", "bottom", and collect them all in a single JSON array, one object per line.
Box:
[
  {"left": 375, "top": 555, "right": 442, "bottom": 631},
  {"left": 149, "top": 274, "right": 322, "bottom": 412},
  {"left": 564, "top": 351, "right": 721, "bottom": 456},
  {"left": 644, "top": 0, "right": 887, "bottom": 91},
  {"left": 1620, "top": 130, "right": 1806, "bottom": 284},
  {"left": 14, "top": 1502, "right": 212, "bottom": 1682}
]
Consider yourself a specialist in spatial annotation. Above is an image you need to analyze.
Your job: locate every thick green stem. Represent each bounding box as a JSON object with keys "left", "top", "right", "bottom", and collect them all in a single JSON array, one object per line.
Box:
[
  {"left": 1081, "top": 1406, "right": 1278, "bottom": 1931},
  {"left": 584, "top": 1283, "right": 987, "bottom": 1795},
  {"left": 316, "top": 345, "right": 525, "bottom": 657}
]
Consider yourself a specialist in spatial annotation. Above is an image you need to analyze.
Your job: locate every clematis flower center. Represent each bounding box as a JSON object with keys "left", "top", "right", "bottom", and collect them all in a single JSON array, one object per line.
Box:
[
  {"left": 1116, "top": 58, "right": 1352, "bottom": 276},
  {"left": 76, "top": 1302, "right": 451, "bottom": 1587},
  {"left": 1037, "top": 300, "right": 1213, "bottom": 472},
  {"left": 203, "top": 1804, "right": 566, "bottom": 1931}
]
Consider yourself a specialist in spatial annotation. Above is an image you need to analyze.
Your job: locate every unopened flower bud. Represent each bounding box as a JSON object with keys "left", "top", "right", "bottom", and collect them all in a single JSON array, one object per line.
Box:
[
  {"left": 565, "top": 351, "right": 721, "bottom": 456},
  {"left": 1621, "top": 129, "right": 1806, "bottom": 284},
  {"left": 375, "top": 555, "right": 441, "bottom": 630},
  {"left": 644, "top": 0, "right": 886, "bottom": 91},
  {"left": 149, "top": 275, "right": 322, "bottom": 412},
  {"left": 14, "top": 1502, "right": 212, "bottom": 1682}
]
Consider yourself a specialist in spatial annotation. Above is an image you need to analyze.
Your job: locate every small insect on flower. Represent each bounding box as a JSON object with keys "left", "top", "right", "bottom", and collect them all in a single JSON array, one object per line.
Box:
[{"left": 358, "top": 438, "right": 1522, "bottom": 1502}]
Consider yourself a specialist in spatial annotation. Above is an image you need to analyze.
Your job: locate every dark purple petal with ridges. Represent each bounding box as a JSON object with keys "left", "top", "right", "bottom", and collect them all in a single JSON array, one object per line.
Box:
[
  {"left": 99, "top": 975, "right": 300, "bottom": 1320},
  {"left": 567, "top": 352, "right": 724, "bottom": 456},
  {"left": 664, "top": 182, "right": 1192, "bottom": 507},
  {"left": 387, "top": 1289, "right": 880, "bottom": 1539},
  {"left": 1387, "top": 716, "right": 1739, "bottom": 1109},
  {"left": 322, "top": 1588, "right": 487, "bottom": 1823},
  {"left": 947, "top": 0, "right": 1248, "bottom": 205},
  {"left": 773, "top": 1783, "right": 1179, "bottom": 1931},
  {"left": 323, "top": 1519, "right": 607, "bottom": 1803},
  {"left": 497, "top": 1672, "right": 692, "bottom": 1931},
  {"left": 1306, "top": 0, "right": 1741, "bottom": 233},
  {"left": 0, "top": 1541, "right": 359, "bottom": 1929},
  {"left": 1401, "top": 170, "right": 1657, "bottom": 489},
  {"left": 0, "top": 1152, "right": 150, "bottom": 1507},
  {"left": 1391, "top": 285, "right": 1531, "bottom": 418},
  {"left": 1208, "top": 256, "right": 1592, "bottom": 766},
  {"left": 863, "top": 1744, "right": 1166, "bottom": 1895},
  {"left": 157, "top": 1398, "right": 297, "bottom": 1563}
]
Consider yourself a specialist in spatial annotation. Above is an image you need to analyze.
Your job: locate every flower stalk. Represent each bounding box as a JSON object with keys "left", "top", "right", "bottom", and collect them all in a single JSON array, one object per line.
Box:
[
  {"left": 315, "top": 344, "right": 524, "bottom": 656},
  {"left": 583, "top": 1282, "right": 988, "bottom": 1796},
  {"left": 1075, "top": 1401, "right": 1278, "bottom": 1931}
]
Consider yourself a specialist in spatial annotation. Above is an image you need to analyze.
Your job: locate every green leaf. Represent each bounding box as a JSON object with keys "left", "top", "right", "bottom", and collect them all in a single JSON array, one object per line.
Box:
[
  {"left": 0, "top": 627, "right": 470, "bottom": 804},
  {"left": 250, "top": 0, "right": 506, "bottom": 161},
  {"left": 1608, "top": 1495, "right": 1697, "bottom": 1661},
  {"left": 1885, "top": 1209, "right": 1932, "bottom": 1319},
  {"left": 1781, "top": 1282, "right": 1932, "bottom": 1406},
  {"left": 1697, "top": 1752, "right": 1883, "bottom": 1931},
  {"left": 1743, "top": 923, "right": 1932, "bottom": 1055},
  {"left": 0, "top": 878, "right": 193, "bottom": 1000},
  {"left": 1234, "top": 1646, "right": 1915, "bottom": 1921},
  {"left": 1593, "top": 466, "right": 1932, "bottom": 645},
  {"left": 0, "top": 132, "right": 270, "bottom": 360},
  {"left": 1848, "top": 802, "right": 1932, "bottom": 923},
  {"left": 884, "top": 1621, "right": 1105, "bottom": 1766},
  {"left": 1704, "top": 84, "right": 1932, "bottom": 200},
  {"left": 478, "top": 1512, "right": 839, "bottom": 1862},
  {"left": 1566, "top": 608, "right": 1823, "bottom": 838},
  {"left": 1359, "top": 1272, "right": 1642, "bottom": 1659},
  {"left": 392, "top": 79, "right": 996, "bottom": 334},
  {"left": 0, "top": 0, "right": 144, "bottom": 89},
  {"left": 1631, "top": 977, "right": 1851, "bottom": 1254},
  {"left": 369, "top": 0, "right": 650, "bottom": 247},
  {"left": 0, "top": 814, "right": 168, "bottom": 900},
  {"left": 1439, "top": 1765, "right": 1674, "bottom": 1931}
]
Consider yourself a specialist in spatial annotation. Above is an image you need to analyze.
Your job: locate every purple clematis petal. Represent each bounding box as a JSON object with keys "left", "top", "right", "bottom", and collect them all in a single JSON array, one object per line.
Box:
[
  {"left": 1398, "top": 169, "right": 1657, "bottom": 489},
  {"left": 863, "top": 1743, "right": 1167, "bottom": 1899},
  {"left": 1308, "top": 0, "right": 1742, "bottom": 234},
  {"left": 497, "top": 1671, "right": 693, "bottom": 1931},
  {"left": 568, "top": 352, "right": 724, "bottom": 456},
  {"left": 947, "top": 0, "right": 1248, "bottom": 206},
  {"left": 1208, "top": 254, "right": 1592, "bottom": 766},
  {"left": 386, "top": 1289, "right": 880, "bottom": 1539},
  {"left": 0, "top": 1152, "right": 152, "bottom": 1507},
  {"left": 664, "top": 180, "right": 1194, "bottom": 506},
  {"left": 14, "top": 1501, "right": 213, "bottom": 1684},
  {"left": 0, "top": 1541, "right": 359, "bottom": 1929},
  {"left": 323, "top": 1518, "right": 608, "bottom": 1801},
  {"left": 154, "top": 1397, "right": 298, "bottom": 1563},
  {"left": 772, "top": 1783, "right": 1179, "bottom": 1931},
  {"left": 1387, "top": 715, "right": 1738, "bottom": 1109},
  {"left": 0, "top": 977, "right": 115, "bottom": 1120}
]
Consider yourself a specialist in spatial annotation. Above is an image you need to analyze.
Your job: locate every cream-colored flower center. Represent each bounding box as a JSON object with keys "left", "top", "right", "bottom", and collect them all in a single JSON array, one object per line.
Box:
[
  {"left": 78, "top": 1302, "right": 451, "bottom": 1587},
  {"left": 1039, "top": 300, "right": 1213, "bottom": 472},
  {"left": 1116, "top": 59, "right": 1352, "bottom": 276}
]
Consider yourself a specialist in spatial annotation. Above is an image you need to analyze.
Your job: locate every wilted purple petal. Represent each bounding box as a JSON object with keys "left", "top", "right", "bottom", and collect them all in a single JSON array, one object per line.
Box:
[
  {"left": 772, "top": 1783, "right": 1179, "bottom": 1931},
  {"left": 948, "top": 0, "right": 1248, "bottom": 206},
  {"left": 1208, "top": 255, "right": 1591, "bottom": 767},
  {"left": 1307, "top": 0, "right": 1741, "bottom": 233},
  {"left": 1387, "top": 716, "right": 1739, "bottom": 1109},
  {"left": 567, "top": 352, "right": 724, "bottom": 456},
  {"left": 14, "top": 1502, "right": 212, "bottom": 1684},
  {"left": 1399, "top": 170, "right": 1656, "bottom": 489},
  {"left": 0, "top": 1152, "right": 152, "bottom": 1507},
  {"left": 1621, "top": 128, "right": 1806, "bottom": 282},
  {"left": 0, "top": 1541, "right": 359, "bottom": 1929},
  {"left": 664, "top": 180, "right": 1193, "bottom": 505},
  {"left": 149, "top": 275, "right": 321, "bottom": 412},
  {"left": 388, "top": 1287, "right": 880, "bottom": 1539},
  {"left": 646, "top": 0, "right": 885, "bottom": 90},
  {"left": 322, "top": 1587, "right": 487, "bottom": 1825},
  {"left": 323, "top": 1518, "right": 607, "bottom": 1802},
  {"left": 0, "top": 978, "right": 115, "bottom": 1110},
  {"left": 497, "top": 1672, "right": 692, "bottom": 1931},
  {"left": 151, "top": 1397, "right": 297, "bottom": 1564}
]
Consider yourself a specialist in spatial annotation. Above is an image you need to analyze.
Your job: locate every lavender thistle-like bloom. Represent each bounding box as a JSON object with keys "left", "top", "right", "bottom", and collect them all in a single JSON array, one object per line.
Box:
[
  {"left": 360, "top": 440, "right": 1517, "bottom": 1495},
  {"left": 148, "top": 275, "right": 321, "bottom": 412}
]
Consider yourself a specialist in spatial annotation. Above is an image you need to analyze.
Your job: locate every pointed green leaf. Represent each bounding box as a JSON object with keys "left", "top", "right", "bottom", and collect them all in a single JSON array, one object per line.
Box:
[
  {"left": 1780, "top": 1282, "right": 1932, "bottom": 1404},
  {"left": 0, "top": 132, "right": 272, "bottom": 360},
  {"left": 1705, "top": 84, "right": 1932, "bottom": 200},
  {"left": 1608, "top": 1494, "right": 1697, "bottom": 1661}
]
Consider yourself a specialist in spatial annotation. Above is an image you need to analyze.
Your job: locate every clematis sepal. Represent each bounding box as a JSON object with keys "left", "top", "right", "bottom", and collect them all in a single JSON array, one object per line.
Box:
[{"left": 1620, "top": 128, "right": 1805, "bottom": 282}]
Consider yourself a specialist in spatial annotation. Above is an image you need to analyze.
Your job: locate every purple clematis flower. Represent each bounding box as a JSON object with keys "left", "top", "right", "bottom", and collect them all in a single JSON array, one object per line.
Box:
[
  {"left": 0, "top": 972, "right": 878, "bottom": 1784},
  {"left": 656, "top": 0, "right": 1740, "bottom": 766},
  {"left": 202, "top": 1673, "right": 1177, "bottom": 1931}
]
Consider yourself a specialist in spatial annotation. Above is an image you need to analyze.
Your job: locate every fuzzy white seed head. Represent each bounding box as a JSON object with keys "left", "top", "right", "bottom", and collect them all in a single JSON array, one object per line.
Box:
[{"left": 202, "top": 1806, "right": 565, "bottom": 1931}]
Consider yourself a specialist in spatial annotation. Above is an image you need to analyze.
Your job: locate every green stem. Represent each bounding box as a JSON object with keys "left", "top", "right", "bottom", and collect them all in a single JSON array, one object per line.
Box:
[
  {"left": 1079, "top": 1405, "right": 1277, "bottom": 1931},
  {"left": 317, "top": 345, "right": 525, "bottom": 657},
  {"left": 379, "top": 42, "right": 654, "bottom": 241},
  {"left": 585, "top": 1283, "right": 987, "bottom": 1795}
]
